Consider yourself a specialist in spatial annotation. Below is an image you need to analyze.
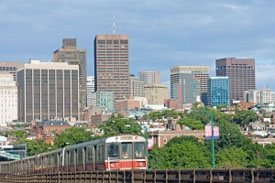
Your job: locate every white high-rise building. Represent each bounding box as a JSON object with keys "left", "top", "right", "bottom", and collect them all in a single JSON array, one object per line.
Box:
[
  {"left": 87, "top": 76, "right": 96, "bottom": 107},
  {"left": 0, "top": 73, "right": 17, "bottom": 126},
  {"left": 243, "top": 88, "right": 275, "bottom": 104}
]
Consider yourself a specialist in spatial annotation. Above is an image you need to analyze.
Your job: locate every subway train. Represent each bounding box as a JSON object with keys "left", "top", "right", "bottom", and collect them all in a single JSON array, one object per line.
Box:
[{"left": 0, "top": 134, "right": 147, "bottom": 174}]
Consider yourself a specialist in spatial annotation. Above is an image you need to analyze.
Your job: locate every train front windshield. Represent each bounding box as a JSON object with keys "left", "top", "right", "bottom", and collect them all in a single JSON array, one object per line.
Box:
[{"left": 108, "top": 142, "right": 146, "bottom": 159}]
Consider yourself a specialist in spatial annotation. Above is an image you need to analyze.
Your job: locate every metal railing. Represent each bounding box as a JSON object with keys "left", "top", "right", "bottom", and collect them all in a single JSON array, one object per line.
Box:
[{"left": 0, "top": 168, "right": 275, "bottom": 183}]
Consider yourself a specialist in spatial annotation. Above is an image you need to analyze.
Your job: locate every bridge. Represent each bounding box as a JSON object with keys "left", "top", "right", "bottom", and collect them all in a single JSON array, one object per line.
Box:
[{"left": 0, "top": 168, "right": 275, "bottom": 183}]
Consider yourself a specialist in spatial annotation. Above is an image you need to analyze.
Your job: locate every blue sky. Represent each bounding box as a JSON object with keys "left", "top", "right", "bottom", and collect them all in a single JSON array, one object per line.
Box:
[{"left": 0, "top": 0, "right": 275, "bottom": 89}]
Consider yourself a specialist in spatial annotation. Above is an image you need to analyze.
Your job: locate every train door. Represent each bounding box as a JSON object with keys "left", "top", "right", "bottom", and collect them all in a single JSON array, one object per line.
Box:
[
  {"left": 120, "top": 142, "right": 133, "bottom": 169},
  {"left": 106, "top": 143, "right": 120, "bottom": 170}
]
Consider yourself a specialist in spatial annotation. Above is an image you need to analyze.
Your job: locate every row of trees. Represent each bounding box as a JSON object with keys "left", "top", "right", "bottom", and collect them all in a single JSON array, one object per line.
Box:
[
  {"left": 5, "top": 107, "right": 274, "bottom": 168},
  {"left": 149, "top": 107, "right": 275, "bottom": 168}
]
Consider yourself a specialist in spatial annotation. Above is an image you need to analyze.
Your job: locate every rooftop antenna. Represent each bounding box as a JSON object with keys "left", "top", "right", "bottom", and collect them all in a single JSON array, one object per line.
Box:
[{"left": 112, "top": 16, "right": 116, "bottom": 34}]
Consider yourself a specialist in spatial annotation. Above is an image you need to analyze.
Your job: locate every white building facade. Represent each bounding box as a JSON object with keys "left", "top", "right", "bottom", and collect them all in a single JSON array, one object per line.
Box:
[
  {"left": 0, "top": 73, "right": 17, "bottom": 126},
  {"left": 87, "top": 76, "right": 96, "bottom": 107},
  {"left": 244, "top": 88, "right": 275, "bottom": 104}
]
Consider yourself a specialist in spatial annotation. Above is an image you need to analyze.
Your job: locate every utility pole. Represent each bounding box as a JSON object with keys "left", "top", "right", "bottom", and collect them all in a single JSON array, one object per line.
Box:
[{"left": 210, "top": 111, "right": 215, "bottom": 168}]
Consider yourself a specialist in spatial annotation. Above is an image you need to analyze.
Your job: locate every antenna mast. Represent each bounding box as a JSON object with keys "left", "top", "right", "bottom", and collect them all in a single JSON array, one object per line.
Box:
[{"left": 112, "top": 16, "right": 116, "bottom": 34}]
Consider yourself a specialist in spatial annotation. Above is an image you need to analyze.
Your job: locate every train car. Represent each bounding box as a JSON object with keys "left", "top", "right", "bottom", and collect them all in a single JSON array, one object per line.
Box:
[
  {"left": 64, "top": 134, "right": 147, "bottom": 171},
  {"left": 0, "top": 134, "right": 147, "bottom": 174}
]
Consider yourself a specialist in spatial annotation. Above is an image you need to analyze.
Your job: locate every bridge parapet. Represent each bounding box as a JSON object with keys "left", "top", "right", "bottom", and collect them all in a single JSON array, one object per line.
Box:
[{"left": 0, "top": 168, "right": 274, "bottom": 183}]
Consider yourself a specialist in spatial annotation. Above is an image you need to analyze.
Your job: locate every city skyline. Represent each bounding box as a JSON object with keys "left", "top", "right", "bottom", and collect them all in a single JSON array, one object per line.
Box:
[{"left": 0, "top": 0, "right": 275, "bottom": 89}]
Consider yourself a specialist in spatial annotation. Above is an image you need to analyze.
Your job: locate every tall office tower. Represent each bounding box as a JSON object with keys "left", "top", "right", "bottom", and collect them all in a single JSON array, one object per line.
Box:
[
  {"left": 144, "top": 83, "right": 169, "bottom": 105},
  {"left": 0, "top": 73, "right": 17, "bottom": 126},
  {"left": 87, "top": 76, "right": 95, "bottom": 107},
  {"left": 170, "top": 66, "right": 209, "bottom": 105},
  {"left": 0, "top": 62, "right": 24, "bottom": 82},
  {"left": 209, "top": 77, "right": 230, "bottom": 107},
  {"left": 94, "top": 35, "right": 130, "bottom": 101},
  {"left": 53, "top": 38, "right": 87, "bottom": 110},
  {"left": 180, "top": 73, "right": 200, "bottom": 104},
  {"left": 216, "top": 58, "right": 255, "bottom": 101},
  {"left": 139, "top": 71, "right": 160, "bottom": 84},
  {"left": 130, "top": 76, "right": 145, "bottom": 97},
  {"left": 18, "top": 60, "right": 79, "bottom": 123}
]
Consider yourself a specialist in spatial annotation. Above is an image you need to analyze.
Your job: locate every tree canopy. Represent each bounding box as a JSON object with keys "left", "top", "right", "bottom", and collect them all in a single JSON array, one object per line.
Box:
[
  {"left": 99, "top": 115, "right": 142, "bottom": 137},
  {"left": 233, "top": 110, "right": 257, "bottom": 128},
  {"left": 53, "top": 127, "right": 96, "bottom": 148},
  {"left": 177, "top": 118, "right": 204, "bottom": 130}
]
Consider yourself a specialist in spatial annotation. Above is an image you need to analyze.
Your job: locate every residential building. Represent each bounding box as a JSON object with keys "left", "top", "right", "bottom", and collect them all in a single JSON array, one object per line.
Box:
[
  {"left": 0, "top": 62, "right": 24, "bottom": 82},
  {"left": 96, "top": 91, "right": 115, "bottom": 112},
  {"left": 170, "top": 66, "right": 209, "bottom": 105},
  {"left": 130, "top": 76, "right": 145, "bottom": 97},
  {"left": 139, "top": 71, "right": 160, "bottom": 84},
  {"left": 18, "top": 60, "right": 79, "bottom": 123},
  {"left": 216, "top": 58, "right": 255, "bottom": 101},
  {"left": 180, "top": 73, "right": 200, "bottom": 104},
  {"left": 87, "top": 76, "right": 95, "bottom": 107},
  {"left": 0, "top": 73, "right": 17, "bottom": 126},
  {"left": 116, "top": 96, "right": 142, "bottom": 111},
  {"left": 144, "top": 83, "right": 169, "bottom": 105},
  {"left": 94, "top": 35, "right": 130, "bottom": 102},
  {"left": 209, "top": 77, "right": 230, "bottom": 107},
  {"left": 53, "top": 38, "right": 87, "bottom": 110}
]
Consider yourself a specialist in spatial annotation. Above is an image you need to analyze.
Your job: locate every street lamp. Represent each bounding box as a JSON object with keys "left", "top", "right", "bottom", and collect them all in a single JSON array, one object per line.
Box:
[{"left": 193, "top": 108, "right": 216, "bottom": 168}]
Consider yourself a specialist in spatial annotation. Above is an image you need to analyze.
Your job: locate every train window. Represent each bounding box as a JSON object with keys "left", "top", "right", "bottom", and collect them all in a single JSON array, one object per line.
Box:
[
  {"left": 69, "top": 150, "right": 74, "bottom": 166},
  {"left": 134, "top": 142, "right": 146, "bottom": 159},
  {"left": 87, "top": 146, "right": 93, "bottom": 163},
  {"left": 108, "top": 143, "right": 119, "bottom": 158},
  {"left": 121, "top": 143, "right": 132, "bottom": 159},
  {"left": 97, "top": 145, "right": 101, "bottom": 161},
  {"left": 59, "top": 153, "right": 63, "bottom": 166},
  {"left": 54, "top": 154, "right": 58, "bottom": 166},
  {"left": 77, "top": 148, "right": 83, "bottom": 165}
]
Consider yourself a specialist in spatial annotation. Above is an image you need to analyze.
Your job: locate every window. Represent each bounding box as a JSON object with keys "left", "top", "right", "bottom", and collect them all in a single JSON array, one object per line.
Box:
[
  {"left": 120, "top": 40, "right": 128, "bottom": 44},
  {"left": 77, "top": 148, "right": 83, "bottom": 165},
  {"left": 121, "top": 143, "right": 132, "bottom": 159},
  {"left": 134, "top": 142, "right": 146, "bottom": 159},
  {"left": 87, "top": 146, "right": 93, "bottom": 163},
  {"left": 108, "top": 143, "right": 119, "bottom": 158},
  {"left": 69, "top": 150, "right": 74, "bottom": 166}
]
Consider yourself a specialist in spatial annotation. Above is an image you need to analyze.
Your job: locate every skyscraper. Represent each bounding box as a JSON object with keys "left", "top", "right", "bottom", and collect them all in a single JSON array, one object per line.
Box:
[
  {"left": 170, "top": 66, "right": 209, "bottom": 104},
  {"left": 18, "top": 60, "right": 79, "bottom": 122},
  {"left": 94, "top": 34, "right": 130, "bottom": 102},
  {"left": 87, "top": 76, "right": 95, "bottom": 107},
  {"left": 139, "top": 71, "right": 160, "bottom": 84},
  {"left": 0, "top": 73, "right": 17, "bottom": 126},
  {"left": 53, "top": 38, "right": 87, "bottom": 110},
  {"left": 144, "top": 83, "right": 169, "bottom": 105},
  {"left": 180, "top": 73, "right": 200, "bottom": 104},
  {"left": 130, "top": 76, "right": 145, "bottom": 97},
  {"left": 216, "top": 58, "right": 255, "bottom": 101},
  {"left": 209, "top": 77, "right": 230, "bottom": 106}
]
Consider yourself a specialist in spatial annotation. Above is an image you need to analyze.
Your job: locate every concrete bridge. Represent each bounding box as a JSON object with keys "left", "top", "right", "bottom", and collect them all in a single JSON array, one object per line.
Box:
[{"left": 0, "top": 168, "right": 275, "bottom": 183}]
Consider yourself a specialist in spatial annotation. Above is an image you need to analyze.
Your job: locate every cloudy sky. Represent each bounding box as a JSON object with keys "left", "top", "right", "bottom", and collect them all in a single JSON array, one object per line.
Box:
[{"left": 0, "top": 0, "right": 275, "bottom": 89}]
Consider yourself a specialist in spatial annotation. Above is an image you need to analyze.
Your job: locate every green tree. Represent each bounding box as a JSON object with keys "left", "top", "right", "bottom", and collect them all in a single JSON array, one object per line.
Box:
[
  {"left": 149, "top": 140, "right": 211, "bottom": 169},
  {"left": 5, "top": 130, "right": 26, "bottom": 141},
  {"left": 177, "top": 118, "right": 204, "bottom": 130},
  {"left": 262, "top": 144, "right": 275, "bottom": 168},
  {"left": 233, "top": 110, "right": 257, "bottom": 128},
  {"left": 53, "top": 127, "right": 95, "bottom": 148},
  {"left": 20, "top": 139, "right": 51, "bottom": 156},
  {"left": 216, "top": 146, "right": 248, "bottom": 168},
  {"left": 99, "top": 115, "right": 142, "bottom": 137}
]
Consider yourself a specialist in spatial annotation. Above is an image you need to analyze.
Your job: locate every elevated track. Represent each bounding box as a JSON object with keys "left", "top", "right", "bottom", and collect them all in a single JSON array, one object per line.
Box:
[{"left": 0, "top": 168, "right": 275, "bottom": 183}]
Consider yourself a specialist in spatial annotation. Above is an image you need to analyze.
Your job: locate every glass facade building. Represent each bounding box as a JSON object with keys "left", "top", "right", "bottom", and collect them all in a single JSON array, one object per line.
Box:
[
  {"left": 18, "top": 60, "right": 79, "bottom": 122},
  {"left": 209, "top": 77, "right": 230, "bottom": 107},
  {"left": 96, "top": 91, "right": 114, "bottom": 112}
]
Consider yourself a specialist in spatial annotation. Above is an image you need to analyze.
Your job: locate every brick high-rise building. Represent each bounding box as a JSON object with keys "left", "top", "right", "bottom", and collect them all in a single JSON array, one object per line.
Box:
[
  {"left": 18, "top": 60, "right": 79, "bottom": 123},
  {"left": 216, "top": 58, "right": 255, "bottom": 101},
  {"left": 170, "top": 66, "right": 209, "bottom": 105},
  {"left": 53, "top": 38, "right": 87, "bottom": 110},
  {"left": 139, "top": 71, "right": 160, "bottom": 84},
  {"left": 94, "top": 35, "right": 130, "bottom": 102}
]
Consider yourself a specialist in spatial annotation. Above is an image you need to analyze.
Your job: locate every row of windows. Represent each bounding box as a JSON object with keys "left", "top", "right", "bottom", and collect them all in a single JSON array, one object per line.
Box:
[{"left": 97, "top": 40, "right": 128, "bottom": 44}]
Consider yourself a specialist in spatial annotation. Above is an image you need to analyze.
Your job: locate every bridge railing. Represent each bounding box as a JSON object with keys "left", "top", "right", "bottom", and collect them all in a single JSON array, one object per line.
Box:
[{"left": 0, "top": 168, "right": 274, "bottom": 183}]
